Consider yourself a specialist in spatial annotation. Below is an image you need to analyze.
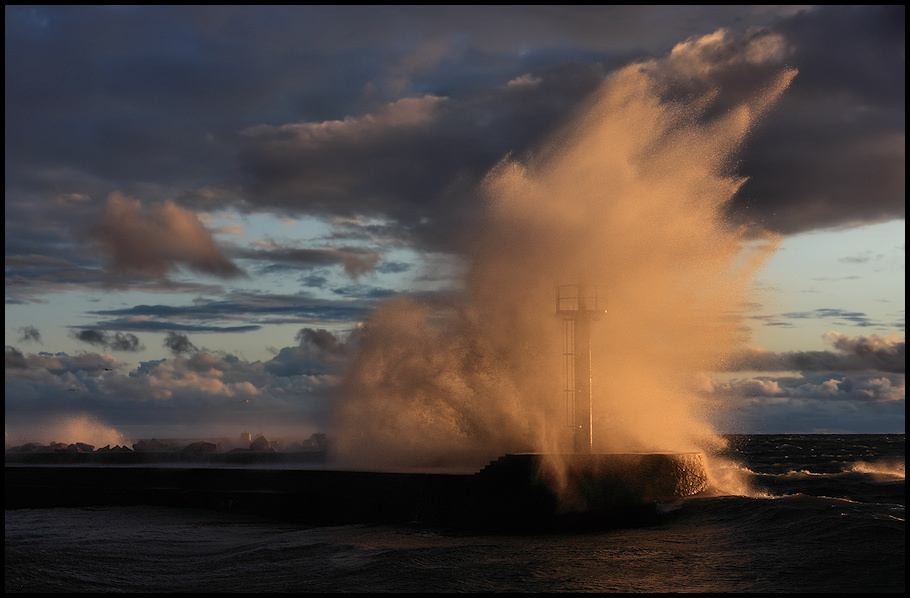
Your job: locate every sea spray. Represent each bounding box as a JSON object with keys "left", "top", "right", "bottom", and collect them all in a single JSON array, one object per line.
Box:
[
  {"left": 4, "top": 412, "right": 130, "bottom": 450},
  {"left": 333, "top": 46, "right": 797, "bottom": 482}
]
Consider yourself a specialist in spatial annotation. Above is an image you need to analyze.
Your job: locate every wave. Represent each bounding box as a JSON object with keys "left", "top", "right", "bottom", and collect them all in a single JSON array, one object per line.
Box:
[{"left": 846, "top": 459, "right": 905, "bottom": 480}]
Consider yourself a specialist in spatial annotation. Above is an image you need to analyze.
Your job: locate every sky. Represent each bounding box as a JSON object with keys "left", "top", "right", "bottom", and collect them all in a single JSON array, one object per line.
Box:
[{"left": 5, "top": 6, "right": 905, "bottom": 452}]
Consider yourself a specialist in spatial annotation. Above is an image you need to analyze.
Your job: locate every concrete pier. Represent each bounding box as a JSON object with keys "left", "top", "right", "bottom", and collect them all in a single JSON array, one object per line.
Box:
[{"left": 5, "top": 452, "right": 708, "bottom": 531}]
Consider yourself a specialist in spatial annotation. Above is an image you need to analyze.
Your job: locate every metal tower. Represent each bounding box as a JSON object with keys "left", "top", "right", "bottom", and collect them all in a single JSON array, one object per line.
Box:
[{"left": 557, "top": 284, "right": 606, "bottom": 453}]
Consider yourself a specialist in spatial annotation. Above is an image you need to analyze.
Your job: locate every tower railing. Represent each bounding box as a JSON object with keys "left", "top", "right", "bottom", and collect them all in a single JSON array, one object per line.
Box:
[{"left": 556, "top": 284, "right": 608, "bottom": 315}]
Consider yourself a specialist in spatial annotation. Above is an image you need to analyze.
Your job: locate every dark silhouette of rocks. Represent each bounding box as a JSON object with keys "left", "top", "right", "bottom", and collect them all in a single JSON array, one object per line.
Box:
[
  {"left": 9, "top": 442, "right": 46, "bottom": 452},
  {"left": 289, "top": 433, "right": 328, "bottom": 452},
  {"left": 6, "top": 433, "right": 332, "bottom": 455},
  {"left": 6, "top": 441, "right": 95, "bottom": 453},
  {"left": 131, "top": 438, "right": 174, "bottom": 452},
  {"left": 96, "top": 444, "right": 133, "bottom": 452},
  {"left": 6, "top": 433, "right": 329, "bottom": 466},
  {"left": 249, "top": 435, "right": 274, "bottom": 452},
  {"left": 182, "top": 441, "right": 220, "bottom": 454}
]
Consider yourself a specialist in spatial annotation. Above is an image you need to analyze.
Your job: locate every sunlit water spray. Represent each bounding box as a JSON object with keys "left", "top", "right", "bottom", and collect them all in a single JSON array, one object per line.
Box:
[
  {"left": 5, "top": 413, "right": 130, "bottom": 450},
  {"left": 333, "top": 59, "right": 797, "bottom": 496}
]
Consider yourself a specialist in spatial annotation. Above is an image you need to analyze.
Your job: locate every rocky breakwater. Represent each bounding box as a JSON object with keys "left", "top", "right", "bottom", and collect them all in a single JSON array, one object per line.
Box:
[{"left": 5, "top": 434, "right": 328, "bottom": 465}]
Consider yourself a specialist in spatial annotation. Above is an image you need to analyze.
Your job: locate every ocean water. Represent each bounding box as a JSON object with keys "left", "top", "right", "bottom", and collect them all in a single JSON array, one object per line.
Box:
[{"left": 5, "top": 434, "right": 904, "bottom": 593}]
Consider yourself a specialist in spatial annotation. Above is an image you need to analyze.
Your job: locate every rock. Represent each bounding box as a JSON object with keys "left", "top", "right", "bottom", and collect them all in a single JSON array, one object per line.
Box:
[
  {"left": 249, "top": 435, "right": 274, "bottom": 452},
  {"left": 11, "top": 442, "right": 44, "bottom": 453},
  {"left": 306, "top": 433, "right": 328, "bottom": 451},
  {"left": 182, "top": 441, "right": 219, "bottom": 454},
  {"left": 132, "top": 438, "right": 171, "bottom": 452}
]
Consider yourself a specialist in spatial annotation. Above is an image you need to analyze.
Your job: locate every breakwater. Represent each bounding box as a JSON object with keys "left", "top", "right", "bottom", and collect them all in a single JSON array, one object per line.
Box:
[{"left": 6, "top": 452, "right": 707, "bottom": 531}]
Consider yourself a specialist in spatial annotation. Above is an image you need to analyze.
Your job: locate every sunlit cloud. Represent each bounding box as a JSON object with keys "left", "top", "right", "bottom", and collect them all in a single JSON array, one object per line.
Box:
[{"left": 94, "top": 192, "right": 245, "bottom": 278}]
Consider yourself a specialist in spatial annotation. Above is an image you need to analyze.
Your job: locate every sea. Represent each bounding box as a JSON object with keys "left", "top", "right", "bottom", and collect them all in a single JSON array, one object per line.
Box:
[{"left": 5, "top": 434, "right": 905, "bottom": 593}]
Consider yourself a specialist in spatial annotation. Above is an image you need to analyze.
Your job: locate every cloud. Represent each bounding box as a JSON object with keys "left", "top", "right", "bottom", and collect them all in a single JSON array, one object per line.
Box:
[
  {"left": 4, "top": 348, "right": 120, "bottom": 381},
  {"left": 2, "top": 6, "right": 904, "bottom": 439},
  {"left": 71, "top": 329, "right": 145, "bottom": 352},
  {"left": 708, "top": 370, "right": 904, "bottom": 434},
  {"left": 238, "top": 95, "right": 450, "bottom": 205},
  {"left": 713, "top": 372, "right": 904, "bottom": 403},
  {"left": 5, "top": 346, "right": 27, "bottom": 370},
  {"left": 94, "top": 192, "right": 245, "bottom": 278},
  {"left": 72, "top": 329, "right": 109, "bottom": 347},
  {"left": 163, "top": 331, "right": 199, "bottom": 356},
  {"left": 6, "top": 6, "right": 900, "bottom": 278},
  {"left": 727, "top": 5, "right": 905, "bottom": 234},
  {"left": 761, "top": 307, "right": 896, "bottom": 330},
  {"left": 824, "top": 331, "right": 905, "bottom": 366},
  {"left": 85, "top": 291, "right": 371, "bottom": 332},
  {"left": 295, "top": 327, "right": 348, "bottom": 356},
  {"left": 239, "top": 245, "right": 383, "bottom": 279},
  {"left": 243, "top": 95, "right": 448, "bottom": 149},
  {"left": 234, "top": 63, "right": 604, "bottom": 252},
  {"left": 5, "top": 345, "right": 338, "bottom": 441},
  {"left": 723, "top": 332, "right": 905, "bottom": 374},
  {"left": 264, "top": 328, "right": 352, "bottom": 378},
  {"left": 707, "top": 332, "right": 905, "bottom": 432},
  {"left": 17, "top": 326, "right": 42, "bottom": 343}
]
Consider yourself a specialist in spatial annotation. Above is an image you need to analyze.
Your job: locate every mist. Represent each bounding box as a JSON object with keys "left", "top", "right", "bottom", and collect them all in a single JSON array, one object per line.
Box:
[
  {"left": 331, "top": 62, "right": 797, "bottom": 475},
  {"left": 4, "top": 413, "right": 129, "bottom": 450}
]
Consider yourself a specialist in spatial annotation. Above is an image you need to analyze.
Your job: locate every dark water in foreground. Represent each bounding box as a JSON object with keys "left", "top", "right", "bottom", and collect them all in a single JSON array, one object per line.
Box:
[{"left": 5, "top": 434, "right": 904, "bottom": 593}]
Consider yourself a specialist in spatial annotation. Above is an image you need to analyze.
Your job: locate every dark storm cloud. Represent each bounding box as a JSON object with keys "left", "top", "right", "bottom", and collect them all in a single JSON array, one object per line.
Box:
[
  {"left": 752, "top": 306, "right": 904, "bottom": 333},
  {"left": 295, "top": 328, "right": 347, "bottom": 356},
  {"left": 8, "top": 6, "right": 897, "bottom": 275},
  {"left": 237, "top": 245, "right": 383, "bottom": 279},
  {"left": 264, "top": 328, "right": 351, "bottom": 378},
  {"left": 726, "top": 5, "right": 905, "bottom": 234},
  {"left": 84, "top": 292, "right": 371, "bottom": 332},
  {"left": 4, "top": 248, "right": 230, "bottom": 304},
  {"left": 5, "top": 346, "right": 27, "bottom": 369},
  {"left": 781, "top": 308, "right": 890, "bottom": 329},
  {"left": 235, "top": 62, "right": 605, "bottom": 252},
  {"left": 724, "top": 332, "right": 905, "bottom": 374},
  {"left": 163, "top": 331, "right": 199, "bottom": 356},
  {"left": 375, "top": 261, "right": 412, "bottom": 275},
  {"left": 5, "top": 6, "right": 276, "bottom": 192},
  {"left": 3, "top": 5, "right": 899, "bottom": 279},
  {"left": 71, "top": 330, "right": 145, "bottom": 352},
  {"left": 72, "top": 329, "right": 108, "bottom": 347},
  {"left": 230, "top": 5, "right": 902, "bottom": 248},
  {"left": 92, "top": 320, "right": 260, "bottom": 334},
  {"left": 17, "top": 326, "right": 42, "bottom": 343}
]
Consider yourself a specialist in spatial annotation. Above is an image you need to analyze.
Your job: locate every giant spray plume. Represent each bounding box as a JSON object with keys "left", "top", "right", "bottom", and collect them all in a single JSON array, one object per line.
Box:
[{"left": 333, "top": 50, "right": 797, "bottom": 475}]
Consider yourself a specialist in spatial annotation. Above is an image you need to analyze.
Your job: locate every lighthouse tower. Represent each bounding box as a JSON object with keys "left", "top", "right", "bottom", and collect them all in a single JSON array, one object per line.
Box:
[{"left": 557, "top": 284, "right": 606, "bottom": 453}]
